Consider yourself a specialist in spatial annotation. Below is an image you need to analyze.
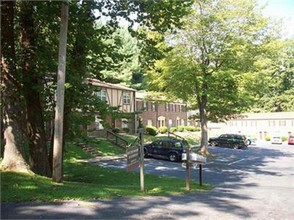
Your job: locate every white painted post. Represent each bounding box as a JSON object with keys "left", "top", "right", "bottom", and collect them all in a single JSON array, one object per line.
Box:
[
  {"left": 52, "top": 0, "right": 68, "bottom": 183},
  {"left": 139, "top": 128, "right": 144, "bottom": 191}
]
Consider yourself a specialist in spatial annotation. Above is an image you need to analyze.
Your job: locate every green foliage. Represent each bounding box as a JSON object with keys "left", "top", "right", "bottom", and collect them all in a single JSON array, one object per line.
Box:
[
  {"left": 149, "top": 0, "right": 281, "bottom": 120},
  {"left": 265, "top": 135, "right": 271, "bottom": 141},
  {"left": 252, "top": 40, "right": 294, "bottom": 112},
  {"left": 184, "top": 126, "right": 199, "bottom": 132},
  {"left": 112, "top": 128, "right": 120, "bottom": 133},
  {"left": 145, "top": 126, "right": 158, "bottom": 136},
  {"left": 170, "top": 127, "right": 177, "bottom": 133},
  {"left": 177, "top": 126, "right": 185, "bottom": 132},
  {"left": 158, "top": 126, "right": 168, "bottom": 134},
  {"left": 122, "top": 127, "right": 130, "bottom": 133}
]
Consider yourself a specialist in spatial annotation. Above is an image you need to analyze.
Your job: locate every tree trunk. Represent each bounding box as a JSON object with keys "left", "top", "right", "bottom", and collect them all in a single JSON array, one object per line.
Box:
[
  {"left": 198, "top": 76, "right": 211, "bottom": 156},
  {"left": 199, "top": 101, "right": 210, "bottom": 155},
  {"left": 1, "top": 1, "right": 32, "bottom": 174},
  {"left": 19, "top": 1, "right": 52, "bottom": 177}
]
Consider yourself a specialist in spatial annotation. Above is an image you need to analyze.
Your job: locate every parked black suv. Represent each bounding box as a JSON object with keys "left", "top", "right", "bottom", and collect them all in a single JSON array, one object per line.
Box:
[
  {"left": 208, "top": 134, "right": 248, "bottom": 149},
  {"left": 144, "top": 138, "right": 189, "bottom": 162}
]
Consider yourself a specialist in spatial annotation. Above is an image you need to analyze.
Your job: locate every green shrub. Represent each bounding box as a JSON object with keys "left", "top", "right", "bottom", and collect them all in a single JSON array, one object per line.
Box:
[
  {"left": 177, "top": 126, "right": 185, "bottom": 132},
  {"left": 112, "top": 128, "right": 120, "bottom": 133},
  {"left": 265, "top": 135, "right": 271, "bottom": 141},
  {"left": 282, "top": 136, "right": 288, "bottom": 142},
  {"left": 145, "top": 126, "right": 158, "bottom": 136},
  {"left": 158, "top": 126, "right": 168, "bottom": 134},
  {"left": 170, "top": 127, "right": 177, "bottom": 133},
  {"left": 185, "top": 126, "right": 198, "bottom": 132},
  {"left": 122, "top": 127, "right": 130, "bottom": 133},
  {"left": 195, "top": 127, "right": 201, "bottom": 131}
]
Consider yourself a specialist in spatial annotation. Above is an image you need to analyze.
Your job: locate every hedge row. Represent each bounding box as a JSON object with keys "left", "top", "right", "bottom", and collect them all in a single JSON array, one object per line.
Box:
[{"left": 144, "top": 125, "right": 201, "bottom": 136}]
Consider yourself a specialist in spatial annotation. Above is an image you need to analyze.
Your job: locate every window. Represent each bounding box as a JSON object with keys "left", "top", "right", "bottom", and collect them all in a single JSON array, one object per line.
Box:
[
  {"left": 180, "top": 105, "right": 185, "bottom": 112},
  {"left": 174, "top": 141, "right": 182, "bottom": 148},
  {"left": 269, "top": 120, "right": 275, "bottom": 127},
  {"left": 147, "top": 120, "right": 152, "bottom": 126},
  {"left": 121, "top": 119, "right": 129, "bottom": 128},
  {"left": 279, "top": 120, "right": 286, "bottom": 126},
  {"left": 165, "top": 103, "right": 169, "bottom": 112},
  {"left": 123, "top": 92, "right": 131, "bottom": 104},
  {"left": 97, "top": 89, "right": 107, "bottom": 102},
  {"left": 162, "top": 141, "right": 171, "bottom": 148},
  {"left": 95, "top": 117, "right": 104, "bottom": 130},
  {"left": 181, "top": 119, "right": 185, "bottom": 126},
  {"left": 168, "top": 119, "right": 173, "bottom": 127},
  {"left": 143, "top": 101, "right": 148, "bottom": 110},
  {"left": 158, "top": 116, "right": 165, "bottom": 127},
  {"left": 152, "top": 103, "right": 156, "bottom": 111}
]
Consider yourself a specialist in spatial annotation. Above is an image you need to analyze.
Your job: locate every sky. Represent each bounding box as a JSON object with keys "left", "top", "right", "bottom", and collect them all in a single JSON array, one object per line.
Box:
[{"left": 260, "top": 0, "right": 294, "bottom": 38}]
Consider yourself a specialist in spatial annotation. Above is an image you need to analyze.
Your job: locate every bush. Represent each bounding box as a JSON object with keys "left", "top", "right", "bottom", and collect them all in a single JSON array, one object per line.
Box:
[
  {"left": 195, "top": 127, "right": 201, "bottom": 131},
  {"left": 145, "top": 126, "right": 158, "bottom": 136},
  {"left": 282, "top": 136, "right": 288, "bottom": 142},
  {"left": 185, "top": 126, "right": 199, "bottom": 132},
  {"left": 122, "top": 127, "right": 130, "bottom": 133},
  {"left": 112, "top": 128, "right": 120, "bottom": 133},
  {"left": 265, "top": 135, "right": 271, "bottom": 141},
  {"left": 158, "top": 126, "right": 168, "bottom": 134},
  {"left": 170, "top": 127, "right": 177, "bottom": 133},
  {"left": 177, "top": 126, "right": 185, "bottom": 132}
]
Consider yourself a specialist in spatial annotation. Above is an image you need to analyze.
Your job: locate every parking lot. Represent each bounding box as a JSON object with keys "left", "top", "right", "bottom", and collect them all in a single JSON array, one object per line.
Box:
[
  {"left": 2, "top": 141, "right": 294, "bottom": 219},
  {"left": 98, "top": 141, "right": 293, "bottom": 185}
]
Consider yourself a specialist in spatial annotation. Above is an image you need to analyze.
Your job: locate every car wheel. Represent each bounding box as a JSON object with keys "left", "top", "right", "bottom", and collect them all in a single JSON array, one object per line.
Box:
[
  {"left": 233, "top": 144, "right": 239, "bottom": 149},
  {"left": 210, "top": 141, "right": 217, "bottom": 147},
  {"left": 169, "top": 153, "right": 178, "bottom": 162}
]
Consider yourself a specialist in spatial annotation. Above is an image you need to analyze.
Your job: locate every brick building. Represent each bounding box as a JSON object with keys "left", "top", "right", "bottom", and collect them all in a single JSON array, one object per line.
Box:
[{"left": 136, "top": 92, "right": 187, "bottom": 129}]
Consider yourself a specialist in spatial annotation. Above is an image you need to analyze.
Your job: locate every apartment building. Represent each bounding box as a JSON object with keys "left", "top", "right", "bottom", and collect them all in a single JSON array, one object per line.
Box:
[
  {"left": 86, "top": 79, "right": 136, "bottom": 136},
  {"left": 208, "top": 112, "right": 294, "bottom": 139},
  {"left": 136, "top": 92, "right": 187, "bottom": 128}
]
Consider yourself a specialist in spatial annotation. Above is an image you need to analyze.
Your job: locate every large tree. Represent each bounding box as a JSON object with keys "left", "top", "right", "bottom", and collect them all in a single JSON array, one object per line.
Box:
[
  {"left": 1, "top": 1, "right": 31, "bottom": 173},
  {"left": 1, "top": 0, "right": 194, "bottom": 175},
  {"left": 253, "top": 39, "right": 294, "bottom": 112},
  {"left": 19, "top": 1, "right": 52, "bottom": 177},
  {"left": 148, "top": 0, "right": 279, "bottom": 155}
]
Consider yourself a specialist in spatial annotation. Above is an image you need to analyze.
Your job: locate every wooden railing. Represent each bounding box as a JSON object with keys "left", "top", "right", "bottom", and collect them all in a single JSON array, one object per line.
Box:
[
  {"left": 167, "top": 131, "right": 186, "bottom": 140},
  {"left": 106, "top": 130, "right": 129, "bottom": 150}
]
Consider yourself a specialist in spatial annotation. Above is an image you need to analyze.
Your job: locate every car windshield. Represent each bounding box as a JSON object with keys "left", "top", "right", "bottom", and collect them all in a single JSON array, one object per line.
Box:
[{"left": 181, "top": 140, "right": 189, "bottom": 149}]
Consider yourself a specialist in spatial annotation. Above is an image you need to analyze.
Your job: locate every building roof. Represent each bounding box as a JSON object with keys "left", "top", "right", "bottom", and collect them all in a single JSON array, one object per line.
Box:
[
  {"left": 136, "top": 92, "right": 185, "bottom": 104},
  {"left": 86, "top": 78, "right": 136, "bottom": 92},
  {"left": 239, "top": 112, "right": 294, "bottom": 120}
]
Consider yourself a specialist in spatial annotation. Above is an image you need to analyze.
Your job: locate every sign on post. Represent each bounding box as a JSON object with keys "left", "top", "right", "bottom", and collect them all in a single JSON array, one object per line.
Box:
[
  {"left": 126, "top": 144, "right": 140, "bottom": 171},
  {"left": 182, "top": 151, "right": 207, "bottom": 187}
]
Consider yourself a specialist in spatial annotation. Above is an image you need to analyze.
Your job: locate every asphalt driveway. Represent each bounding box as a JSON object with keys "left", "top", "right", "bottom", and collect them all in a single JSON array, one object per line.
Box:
[{"left": 2, "top": 142, "right": 294, "bottom": 219}]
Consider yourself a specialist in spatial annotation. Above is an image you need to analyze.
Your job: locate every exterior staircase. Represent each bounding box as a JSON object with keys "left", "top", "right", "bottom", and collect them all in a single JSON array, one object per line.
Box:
[{"left": 77, "top": 143, "right": 103, "bottom": 157}]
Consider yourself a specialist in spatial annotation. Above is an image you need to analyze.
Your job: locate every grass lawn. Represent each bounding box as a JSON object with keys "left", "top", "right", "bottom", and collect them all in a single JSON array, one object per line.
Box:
[{"left": 1, "top": 142, "right": 212, "bottom": 202}]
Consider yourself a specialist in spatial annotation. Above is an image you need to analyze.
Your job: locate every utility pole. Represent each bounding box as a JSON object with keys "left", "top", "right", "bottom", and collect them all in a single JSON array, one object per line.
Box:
[
  {"left": 52, "top": 0, "right": 68, "bottom": 182},
  {"left": 138, "top": 128, "right": 145, "bottom": 192}
]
